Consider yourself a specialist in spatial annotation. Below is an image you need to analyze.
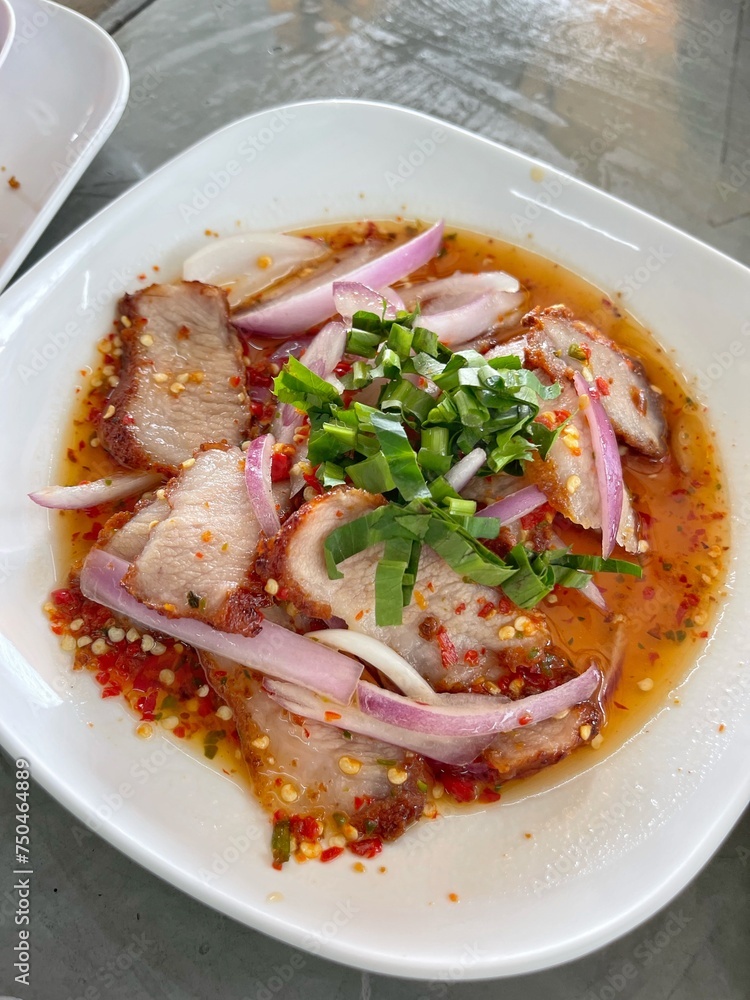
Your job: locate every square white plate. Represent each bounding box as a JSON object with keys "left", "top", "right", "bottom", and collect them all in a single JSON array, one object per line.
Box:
[
  {"left": 0, "top": 0, "right": 129, "bottom": 291},
  {"left": 1, "top": 100, "right": 749, "bottom": 980}
]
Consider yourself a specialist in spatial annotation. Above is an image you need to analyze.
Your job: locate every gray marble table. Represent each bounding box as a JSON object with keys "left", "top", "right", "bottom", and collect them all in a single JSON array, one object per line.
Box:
[{"left": 1, "top": 0, "right": 750, "bottom": 997}]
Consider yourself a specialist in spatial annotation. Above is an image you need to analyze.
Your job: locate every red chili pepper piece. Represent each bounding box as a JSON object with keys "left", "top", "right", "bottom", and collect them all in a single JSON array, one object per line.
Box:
[
  {"left": 441, "top": 774, "right": 476, "bottom": 803},
  {"left": 271, "top": 452, "right": 291, "bottom": 482},
  {"left": 436, "top": 626, "right": 458, "bottom": 668},
  {"left": 321, "top": 846, "right": 344, "bottom": 863},
  {"left": 348, "top": 837, "right": 383, "bottom": 859}
]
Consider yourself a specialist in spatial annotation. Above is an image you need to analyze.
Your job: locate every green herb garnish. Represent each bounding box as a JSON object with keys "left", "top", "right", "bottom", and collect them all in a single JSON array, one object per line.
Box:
[{"left": 273, "top": 306, "right": 642, "bottom": 623}]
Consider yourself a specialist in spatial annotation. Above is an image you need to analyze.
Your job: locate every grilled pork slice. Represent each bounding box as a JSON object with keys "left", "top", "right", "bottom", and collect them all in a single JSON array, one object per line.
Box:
[
  {"left": 484, "top": 702, "right": 600, "bottom": 781},
  {"left": 104, "top": 446, "right": 265, "bottom": 635},
  {"left": 259, "top": 487, "right": 553, "bottom": 691},
  {"left": 202, "top": 654, "right": 428, "bottom": 843},
  {"left": 99, "top": 281, "right": 249, "bottom": 474},
  {"left": 484, "top": 624, "right": 624, "bottom": 781},
  {"left": 97, "top": 495, "right": 170, "bottom": 562},
  {"left": 523, "top": 305, "right": 667, "bottom": 459},
  {"left": 525, "top": 380, "right": 640, "bottom": 553}
]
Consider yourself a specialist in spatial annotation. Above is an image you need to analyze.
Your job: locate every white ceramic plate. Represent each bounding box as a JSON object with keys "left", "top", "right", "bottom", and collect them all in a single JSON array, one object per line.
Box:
[
  {"left": 0, "top": 0, "right": 129, "bottom": 291},
  {"left": 1, "top": 101, "right": 749, "bottom": 980}
]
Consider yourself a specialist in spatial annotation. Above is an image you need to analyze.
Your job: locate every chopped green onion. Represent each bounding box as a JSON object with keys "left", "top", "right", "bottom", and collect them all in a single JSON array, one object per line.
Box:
[
  {"left": 370, "top": 412, "right": 430, "bottom": 502},
  {"left": 446, "top": 497, "right": 478, "bottom": 517},
  {"left": 347, "top": 451, "right": 396, "bottom": 493},
  {"left": 346, "top": 328, "right": 382, "bottom": 358}
]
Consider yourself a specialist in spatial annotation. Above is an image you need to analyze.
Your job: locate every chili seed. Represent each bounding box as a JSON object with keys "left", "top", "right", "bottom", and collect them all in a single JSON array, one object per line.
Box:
[
  {"left": 280, "top": 783, "right": 299, "bottom": 803},
  {"left": 338, "top": 756, "right": 362, "bottom": 775},
  {"left": 387, "top": 767, "right": 408, "bottom": 786},
  {"left": 300, "top": 842, "right": 322, "bottom": 859}
]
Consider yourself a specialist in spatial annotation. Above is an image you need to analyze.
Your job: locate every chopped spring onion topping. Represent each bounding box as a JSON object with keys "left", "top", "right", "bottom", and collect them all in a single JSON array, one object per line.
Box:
[{"left": 273, "top": 304, "right": 642, "bottom": 623}]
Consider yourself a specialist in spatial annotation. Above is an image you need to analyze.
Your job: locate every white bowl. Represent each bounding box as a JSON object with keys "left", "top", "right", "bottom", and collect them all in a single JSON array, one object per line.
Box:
[
  {"left": 0, "top": 0, "right": 129, "bottom": 290},
  {"left": 0, "top": 100, "right": 749, "bottom": 980}
]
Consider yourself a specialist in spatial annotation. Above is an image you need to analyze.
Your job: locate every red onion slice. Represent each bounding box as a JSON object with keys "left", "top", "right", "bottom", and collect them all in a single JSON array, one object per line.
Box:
[
  {"left": 332, "top": 281, "right": 404, "bottom": 320},
  {"left": 356, "top": 666, "right": 600, "bottom": 737},
  {"left": 444, "top": 448, "right": 487, "bottom": 492},
  {"left": 244, "top": 434, "right": 281, "bottom": 537},
  {"left": 263, "top": 677, "right": 490, "bottom": 766},
  {"left": 183, "top": 232, "right": 328, "bottom": 309},
  {"left": 477, "top": 485, "right": 547, "bottom": 523},
  {"left": 80, "top": 550, "right": 362, "bottom": 704},
  {"left": 400, "top": 271, "right": 525, "bottom": 346},
  {"left": 234, "top": 221, "right": 444, "bottom": 336},
  {"left": 268, "top": 336, "right": 313, "bottom": 362},
  {"left": 29, "top": 471, "right": 163, "bottom": 510},
  {"left": 573, "top": 373, "right": 624, "bottom": 558},
  {"left": 581, "top": 578, "right": 607, "bottom": 611}
]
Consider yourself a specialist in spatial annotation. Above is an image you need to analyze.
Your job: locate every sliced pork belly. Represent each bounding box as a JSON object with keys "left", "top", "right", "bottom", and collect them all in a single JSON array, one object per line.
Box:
[
  {"left": 525, "top": 380, "right": 640, "bottom": 553},
  {"left": 101, "top": 446, "right": 265, "bottom": 635},
  {"left": 483, "top": 624, "right": 624, "bottom": 781},
  {"left": 259, "top": 487, "right": 553, "bottom": 691},
  {"left": 99, "top": 281, "right": 249, "bottom": 474},
  {"left": 97, "top": 495, "right": 170, "bottom": 562},
  {"left": 202, "top": 654, "right": 428, "bottom": 843},
  {"left": 484, "top": 702, "right": 600, "bottom": 781},
  {"left": 524, "top": 305, "right": 667, "bottom": 459}
]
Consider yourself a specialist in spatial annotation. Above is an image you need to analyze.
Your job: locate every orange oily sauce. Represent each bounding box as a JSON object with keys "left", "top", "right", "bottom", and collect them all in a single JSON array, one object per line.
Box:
[{"left": 50, "top": 222, "right": 728, "bottom": 802}]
